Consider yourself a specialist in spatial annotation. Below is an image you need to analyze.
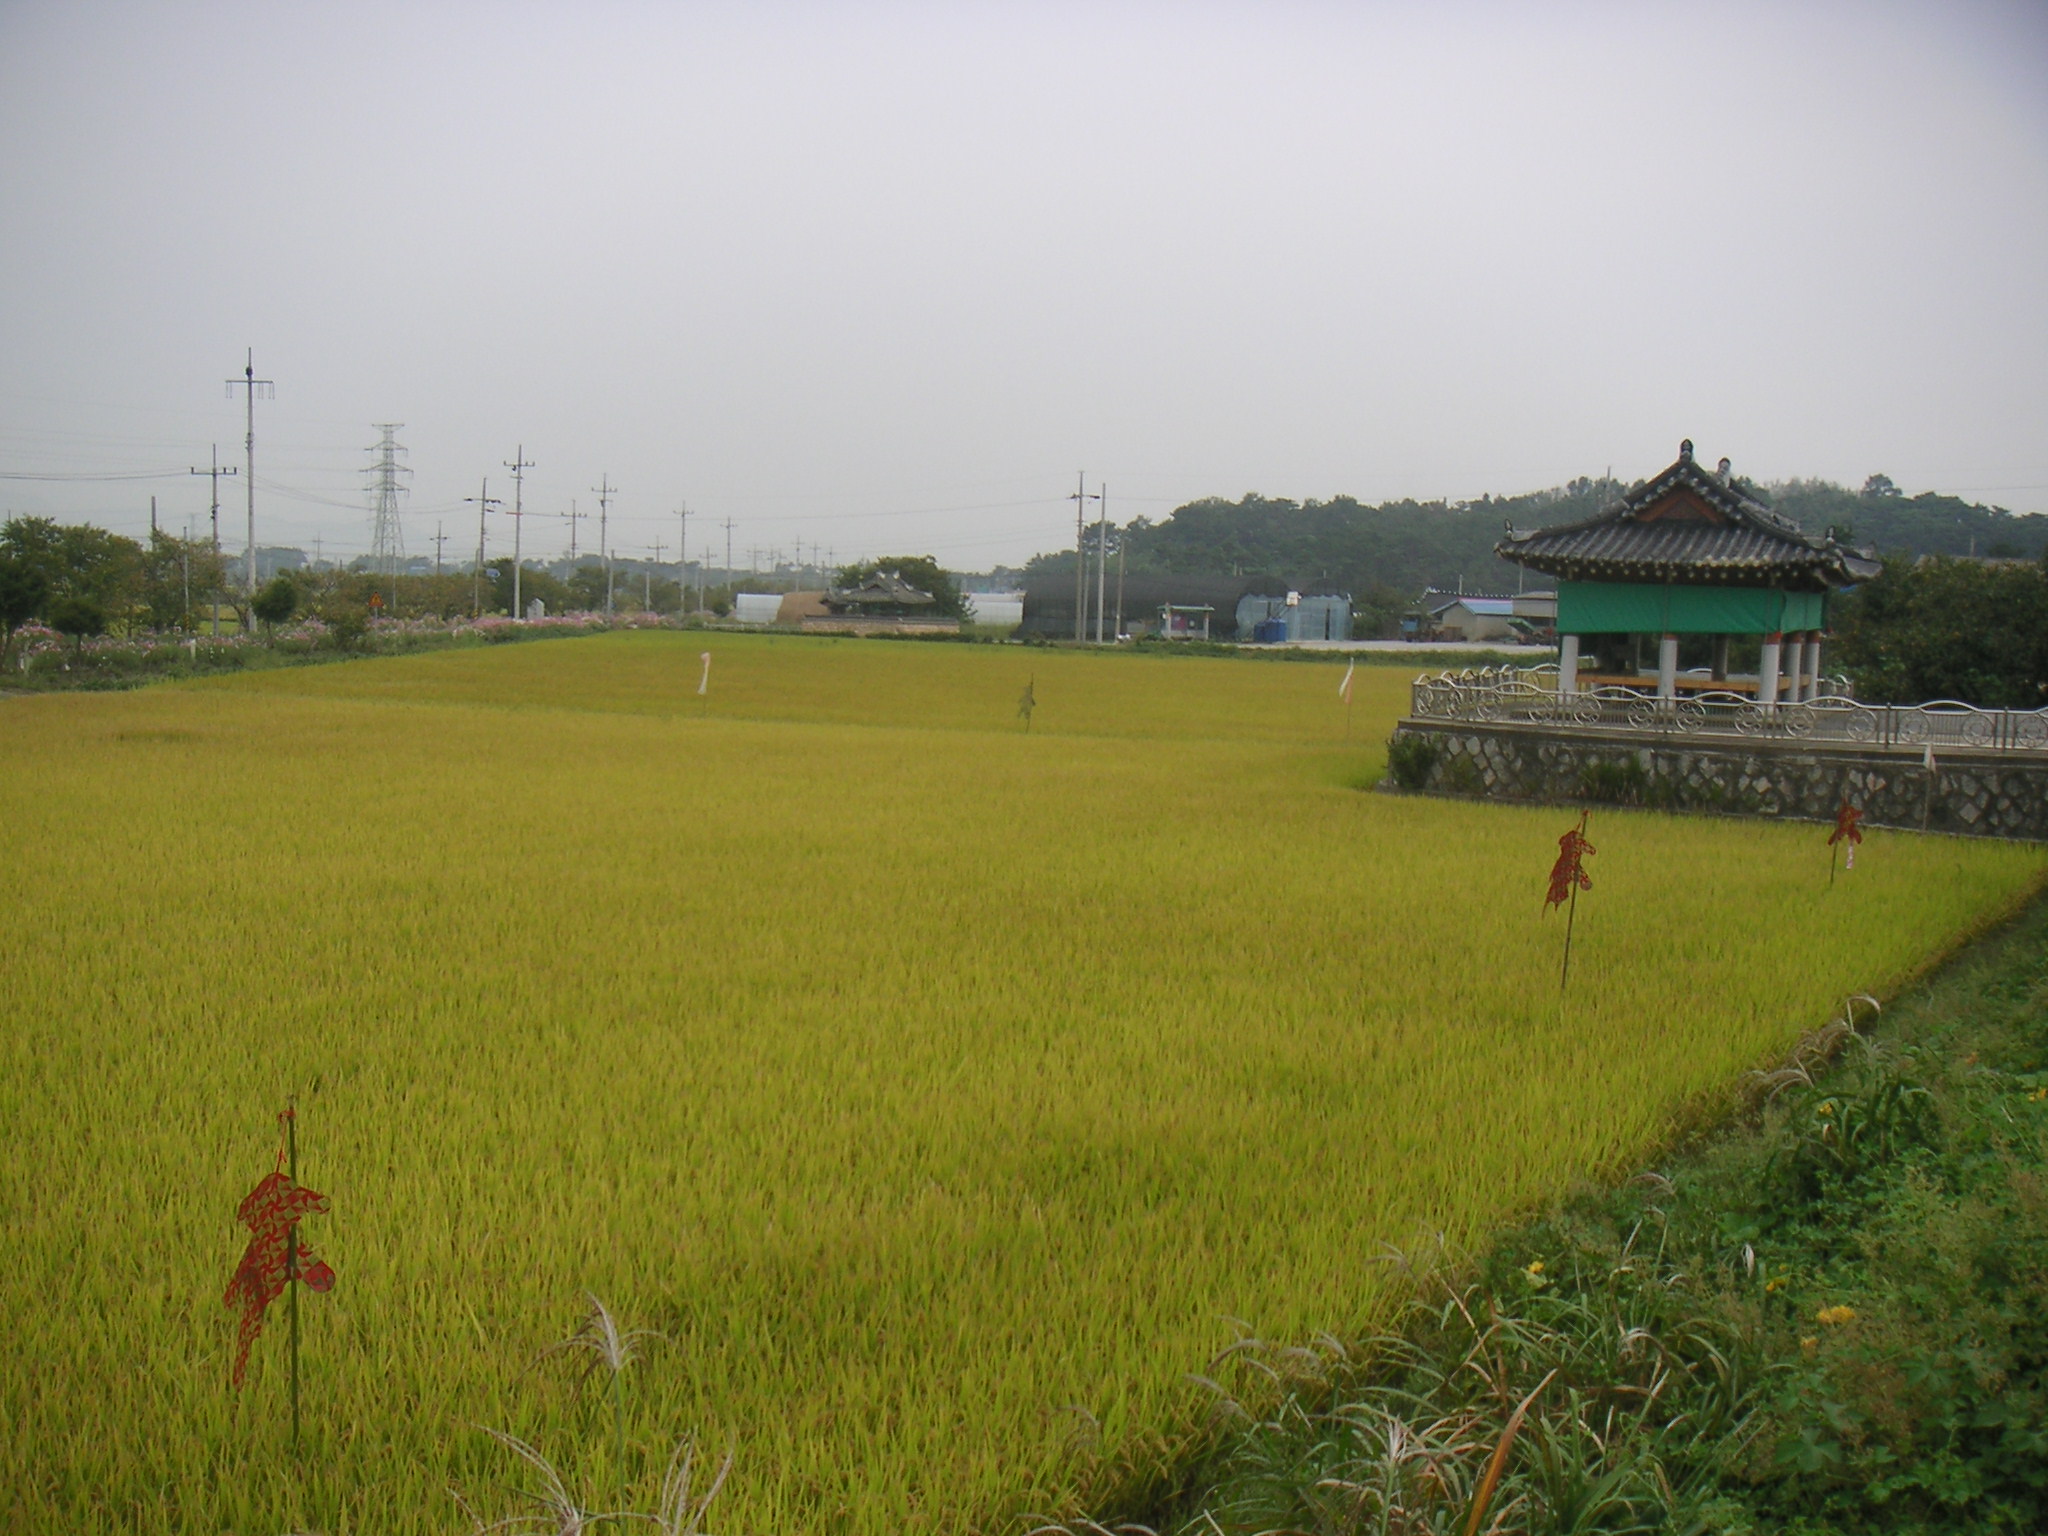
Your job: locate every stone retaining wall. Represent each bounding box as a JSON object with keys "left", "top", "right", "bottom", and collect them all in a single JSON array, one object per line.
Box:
[{"left": 1386, "top": 719, "right": 2048, "bottom": 840}]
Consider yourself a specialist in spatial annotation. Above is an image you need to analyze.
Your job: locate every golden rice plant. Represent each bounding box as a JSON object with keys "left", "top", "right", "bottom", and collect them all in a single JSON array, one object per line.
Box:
[{"left": 0, "top": 633, "right": 2037, "bottom": 1534}]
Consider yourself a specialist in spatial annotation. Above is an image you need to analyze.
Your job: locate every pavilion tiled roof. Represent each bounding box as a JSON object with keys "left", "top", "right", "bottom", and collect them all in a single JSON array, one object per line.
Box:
[{"left": 1495, "top": 441, "right": 1882, "bottom": 592}]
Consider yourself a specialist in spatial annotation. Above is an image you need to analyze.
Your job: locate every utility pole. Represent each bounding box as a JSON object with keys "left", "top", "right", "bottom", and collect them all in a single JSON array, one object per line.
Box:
[
  {"left": 721, "top": 518, "right": 736, "bottom": 598},
  {"left": 593, "top": 475, "right": 617, "bottom": 614},
  {"left": 1115, "top": 526, "right": 1126, "bottom": 641},
  {"left": 1068, "top": 472, "right": 1099, "bottom": 642},
  {"left": 649, "top": 540, "right": 664, "bottom": 610},
  {"left": 464, "top": 478, "right": 501, "bottom": 618},
  {"left": 189, "top": 446, "right": 237, "bottom": 638},
  {"left": 676, "top": 506, "right": 696, "bottom": 614},
  {"left": 367, "top": 423, "right": 410, "bottom": 614},
  {"left": 434, "top": 521, "right": 447, "bottom": 577},
  {"left": 1096, "top": 484, "right": 1111, "bottom": 644},
  {"left": 504, "top": 445, "right": 534, "bottom": 620},
  {"left": 561, "top": 499, "right": 587, "bottom": 561},
  {"left": 226, "top": 349, "right": 274, "bottom": 597}
]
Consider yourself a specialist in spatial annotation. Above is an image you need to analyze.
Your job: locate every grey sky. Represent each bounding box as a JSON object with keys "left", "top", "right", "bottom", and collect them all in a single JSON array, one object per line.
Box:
[{"left": 3, "top": 0, "right": 2044, "bottom": 573}]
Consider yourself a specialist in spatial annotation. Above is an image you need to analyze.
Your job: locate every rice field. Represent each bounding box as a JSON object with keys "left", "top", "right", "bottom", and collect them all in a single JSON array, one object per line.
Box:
[{"left": 2, "top": 631, "right": 2040, "bottom": 1535}]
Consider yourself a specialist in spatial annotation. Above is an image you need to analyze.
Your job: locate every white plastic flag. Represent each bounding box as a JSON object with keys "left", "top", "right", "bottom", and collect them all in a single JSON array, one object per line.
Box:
[
  {"left": 1338, "top": 659, "right": 1355, "bottom": 704},
  {"left": 698, "top": 651, "right": 712, "bottom": 696}
]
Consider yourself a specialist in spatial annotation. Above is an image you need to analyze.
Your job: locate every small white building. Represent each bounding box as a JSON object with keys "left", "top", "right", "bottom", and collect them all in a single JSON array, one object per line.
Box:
[{"left": 732, "top": 593, "right": 784, "bottom": 625}]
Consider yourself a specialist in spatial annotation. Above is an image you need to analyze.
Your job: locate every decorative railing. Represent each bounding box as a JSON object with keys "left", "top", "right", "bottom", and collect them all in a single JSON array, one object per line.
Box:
[{"left": 1410, "top": 668, "right": 2048, "bottom": 751}]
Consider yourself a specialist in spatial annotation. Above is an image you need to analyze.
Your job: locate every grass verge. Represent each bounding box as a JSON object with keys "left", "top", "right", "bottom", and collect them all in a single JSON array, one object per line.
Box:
[{"left": 1114, "top": 895, "right": 2048, "bottom": 1536}]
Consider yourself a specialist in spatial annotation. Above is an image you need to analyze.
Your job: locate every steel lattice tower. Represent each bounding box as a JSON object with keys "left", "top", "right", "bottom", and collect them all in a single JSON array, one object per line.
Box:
[{"left": 366, "top": 424, "right": 411, "bottom": 587}]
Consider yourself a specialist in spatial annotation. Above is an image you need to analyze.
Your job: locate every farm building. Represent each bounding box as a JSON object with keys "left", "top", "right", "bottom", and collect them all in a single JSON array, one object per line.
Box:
[
  {"left": 1425, "top": 593, "right": 1518, "bottom": 642},
  {"left": 1018, "top": 571, "right": 1274, "bottom": 640},
  {"left": 800, "top": 569, "right": 961, "bottom": 635},
  {"left": 1235, "top": 592, "right": 1353, "bottom": 643}
]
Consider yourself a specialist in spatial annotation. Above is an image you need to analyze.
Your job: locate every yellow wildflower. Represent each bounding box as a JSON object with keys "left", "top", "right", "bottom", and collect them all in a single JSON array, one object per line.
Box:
[
  {"left": 1816, "top": 1305, "right": 1857, "bottom": 1327},
  {"left": 1800, "top": 1336, "right": 1819, "bottom": 1358}
]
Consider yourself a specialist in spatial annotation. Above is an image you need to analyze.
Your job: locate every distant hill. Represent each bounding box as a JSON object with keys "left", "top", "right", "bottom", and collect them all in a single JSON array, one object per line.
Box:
[{"left": 1021, "top": 476, "right": 2046, "bottom": 637}]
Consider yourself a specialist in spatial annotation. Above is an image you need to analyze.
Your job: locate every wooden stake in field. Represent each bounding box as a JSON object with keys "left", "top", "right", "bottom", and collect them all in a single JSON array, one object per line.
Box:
[
  {"left": 1828, "top": 799, "right": 1863, "bottom": 887},
  {"left": 1338, "top": 659, "right": 1355, "bottom": 739},
  {"left": 1017, "top": 676, "right": 1036, "bottom": 732},
  {"left": 1544, "top": 811, "right": 1595, "bottom": 993},
  {"left": 225, "top": 1105, "right": 334, "bottom": 1451}
]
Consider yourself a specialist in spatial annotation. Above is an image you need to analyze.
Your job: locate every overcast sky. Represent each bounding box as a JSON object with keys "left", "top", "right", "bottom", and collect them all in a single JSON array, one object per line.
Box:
[{"left": 3, "top": 0, "right": 2044, "bottom": 573}]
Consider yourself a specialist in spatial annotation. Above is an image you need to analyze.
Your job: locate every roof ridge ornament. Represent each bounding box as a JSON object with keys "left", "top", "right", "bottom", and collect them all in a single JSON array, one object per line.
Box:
[{"left": 1679, "top": 438, "right": 1694, "bottom": 462}]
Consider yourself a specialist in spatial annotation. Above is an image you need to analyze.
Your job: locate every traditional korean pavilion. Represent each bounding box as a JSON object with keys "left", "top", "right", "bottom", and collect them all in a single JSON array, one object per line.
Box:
[{"left": 1495, "top": 440, "right": 1880, "bottom": 703}]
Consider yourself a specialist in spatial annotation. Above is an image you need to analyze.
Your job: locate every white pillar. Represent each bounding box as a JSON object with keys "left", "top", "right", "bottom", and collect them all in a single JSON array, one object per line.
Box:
[
  {"left": 1657, "top": 633, "right": 1679, "bottom": 700},
  {"left": 1803, "top": 634, "right": 1823, "bottom": 700},
  {"left": 1759, "top": 632, "right": 1782, "bottom": 707},
  {"left": 1784, "top": 629, "right": 1805, "bottom": 705},
  {"left": 1557, "top": 634, "right": 1580, "bottom": 695}
]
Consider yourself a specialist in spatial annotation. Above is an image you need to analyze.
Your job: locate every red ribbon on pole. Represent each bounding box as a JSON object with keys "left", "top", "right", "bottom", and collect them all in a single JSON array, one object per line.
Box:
[
  {"left": 1829, "top": 800, "right": 1863, "bottom": 849},
  {"left": 1544, "top": 812, "right": 1595, "bottom": 911},
  {"left": 224, "top": 1112, "right": 333, "bottom": 1388}
]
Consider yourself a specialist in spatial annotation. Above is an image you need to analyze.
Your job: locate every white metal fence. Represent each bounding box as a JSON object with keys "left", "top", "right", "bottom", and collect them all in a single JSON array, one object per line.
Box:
[{"left": 1409, "top": 667, "right": 2048, "bottom": 751}]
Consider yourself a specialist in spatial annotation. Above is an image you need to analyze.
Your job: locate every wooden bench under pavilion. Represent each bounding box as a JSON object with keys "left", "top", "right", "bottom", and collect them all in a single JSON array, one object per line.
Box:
[{"left": 1495, "top": 440, "right": 1880, "bottom": 704}]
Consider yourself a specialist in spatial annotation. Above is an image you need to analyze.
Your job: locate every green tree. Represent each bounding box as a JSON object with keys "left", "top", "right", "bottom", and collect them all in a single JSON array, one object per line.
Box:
[
  {"left": 250, "top": 574, "right": 299, "bottom": 633},
  {"left": 46, "top": 594, "right": 106, "bottom": 657},
  {"left": 1832, "top": 555, "right": 2048, "bottom": 707},
  {"left": 831, "top": 556, "right": 967, "bottom": 619},
  {"left": 486, "top": 559, "right": 575, "bottom": 617},
  {"left": 0, "top": 516, "right": 143, "bottom": 621},
  {"left": 139, "top": 530, "right": 225, "bottom": 633},
  {"left": 566, "top": 562, "right": 611, "bottom": 613},
  {"left": 0, "top": 553, "right": 49, "bottom": 669}
]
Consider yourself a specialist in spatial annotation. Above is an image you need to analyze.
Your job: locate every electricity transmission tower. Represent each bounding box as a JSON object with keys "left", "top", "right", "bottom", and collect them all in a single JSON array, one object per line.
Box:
[
  {"left": 226, "top": 350, "right": 273, "bottom": 596},
  {"left": 367, "top": 424, "right": 410, "bottom": 610}
]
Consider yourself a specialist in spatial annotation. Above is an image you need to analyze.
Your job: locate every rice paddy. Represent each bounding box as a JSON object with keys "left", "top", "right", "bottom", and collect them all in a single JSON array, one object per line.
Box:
[{"left": 2, "top": 631, "right": 2040, "bottom": 1535}]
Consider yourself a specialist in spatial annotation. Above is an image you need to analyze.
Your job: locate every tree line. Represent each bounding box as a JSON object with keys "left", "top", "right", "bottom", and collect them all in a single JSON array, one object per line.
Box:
[{"left": 1026, "top": 475, "right": 2046, "bottom": 608}]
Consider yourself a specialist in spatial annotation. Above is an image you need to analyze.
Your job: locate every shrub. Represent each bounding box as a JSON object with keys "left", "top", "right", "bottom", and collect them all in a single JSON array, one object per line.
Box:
[
  {"left": 1579, "top": 754, "right": 1648, "bottom": 805},
  {"left": 1384, "top": 732, "right": 1439, "bottom": 790}
]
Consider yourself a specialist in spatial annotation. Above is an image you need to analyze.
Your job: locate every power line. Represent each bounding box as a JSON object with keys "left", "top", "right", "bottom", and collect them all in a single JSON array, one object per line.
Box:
[{"left": 0, "top": 468, "right": 190, "bottom": 481}]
